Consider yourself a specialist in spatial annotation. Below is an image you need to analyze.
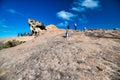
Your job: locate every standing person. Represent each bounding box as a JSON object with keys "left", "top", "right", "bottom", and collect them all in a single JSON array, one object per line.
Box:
[
  {"left": 17, "top": 33, "right": 20, "bottom": 37},
  {"left": 83, "top": 27, "right": 87, "bottom": 32},
  {"left": 74, "top": 22, "right": 77, "bottom": 30},
  {"left": 67, "top": 25, "right": 70, "bottom": 30},
  {"left": 66, "top": 30, "right": 70, "bottom": 37},
  {"left": 65, "top": 25, "right": 70, "bottom": 37}
]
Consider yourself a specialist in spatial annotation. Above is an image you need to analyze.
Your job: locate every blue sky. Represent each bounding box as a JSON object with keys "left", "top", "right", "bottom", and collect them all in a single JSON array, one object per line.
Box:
[{"left": 0, "top": 0, "right": 120, "bottom": 38}]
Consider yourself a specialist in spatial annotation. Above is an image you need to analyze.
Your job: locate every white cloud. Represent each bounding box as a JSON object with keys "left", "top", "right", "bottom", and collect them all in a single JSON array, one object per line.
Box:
[
  {"left": 7, "top": 9, "right": 23, "bottom": 16},
  {"left": 82, "top": 0, "right": 100, "bottom": 9},
  {"left": 71, "top": 0, "right": 100, "bottom": 12},
  {"left": 71, "top": 7, "right": 85, "bottom": 12},
  {"left": 57, "top": 21, "right": 68, "bottom": 28},
  {"left": 56, "top": 11, "right": 77, "bottom": 21}
]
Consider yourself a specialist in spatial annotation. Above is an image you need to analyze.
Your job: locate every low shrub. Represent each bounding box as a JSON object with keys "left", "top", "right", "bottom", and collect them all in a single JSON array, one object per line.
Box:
[{"left": 0, "top": 40, "right": 26, "bottom": 50}]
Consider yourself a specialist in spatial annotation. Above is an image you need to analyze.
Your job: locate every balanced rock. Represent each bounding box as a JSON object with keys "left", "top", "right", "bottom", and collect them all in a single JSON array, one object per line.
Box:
[{"left": 28, "top": 19, "right": 47, "bottom": 35}]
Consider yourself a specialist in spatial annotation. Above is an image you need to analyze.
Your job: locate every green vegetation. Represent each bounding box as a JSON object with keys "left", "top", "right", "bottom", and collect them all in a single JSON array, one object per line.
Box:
[{"left": 0, "top": 40, "right": 26, "bottom": 50}]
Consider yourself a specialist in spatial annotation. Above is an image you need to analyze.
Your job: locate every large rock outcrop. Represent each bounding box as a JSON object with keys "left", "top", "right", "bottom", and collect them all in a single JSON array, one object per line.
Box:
[
  {"left": 28, "top": 19, "right": 47, "bottom": 35},
  {"left": 0, "top": 30, "right": 120, "bottom": 80}
]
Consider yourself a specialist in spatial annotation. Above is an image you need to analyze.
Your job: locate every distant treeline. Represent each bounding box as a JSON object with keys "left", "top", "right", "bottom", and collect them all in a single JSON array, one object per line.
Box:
[{"left": 17, "top": 33, "right": 32, "bottom": 37}]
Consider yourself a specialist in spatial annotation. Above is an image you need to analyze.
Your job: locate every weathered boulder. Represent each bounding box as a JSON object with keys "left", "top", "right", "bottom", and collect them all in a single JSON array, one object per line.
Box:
[{"left": 28, "top": 19, "right": 47, "bottom": 35}]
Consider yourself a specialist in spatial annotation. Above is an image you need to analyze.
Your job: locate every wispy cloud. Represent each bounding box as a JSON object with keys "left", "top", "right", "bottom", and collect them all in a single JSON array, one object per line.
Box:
[
  {"left": 7, "top": 9, "right": 23, "bottom": 16},
  {"left": 56, "top": 10, "right": 77, "bottom": 21},
  {"left": 56, "top": 0, "right": 101, "bottom": 26},
  {"left": 78, "top": 14, "right": 88, "bottom": 23},
  {"left": 71, "top": 7, "right": 85, "bottom": 12},
  {"left": 82, "top": 0, "right": 100, "bottom": 9},
  {"left": 2, "top": 30, "right": 11, "bottom": 33},
  {"left": 7, "top": 9, "right": 16, "bottom": 14},
  {"left": 56, "top": 21, "right": 68, "bottom": 28},
  {"left": 71, "top": 0, "right": 100, "bottom": 12},
  {"left": 0, "top": 19, "right": 12, "bottom": 33},
  {"left": 1, "top": 25, "right": 8, "bottom": 28},
  {"left": 0, "top": 19, "right": 8, "bottom": 28}
]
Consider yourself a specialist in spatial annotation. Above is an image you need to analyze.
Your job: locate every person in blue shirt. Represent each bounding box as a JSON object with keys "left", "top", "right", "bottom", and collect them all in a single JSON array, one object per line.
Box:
[
  {"left": 66, "top": 30, "right": 70, "bottom": 37},
  {"left": 66, "top": 25, "right": 70, "bottom": 37},
  {"left": 74, "top": 22, "right": 77, "bottom": 30}
]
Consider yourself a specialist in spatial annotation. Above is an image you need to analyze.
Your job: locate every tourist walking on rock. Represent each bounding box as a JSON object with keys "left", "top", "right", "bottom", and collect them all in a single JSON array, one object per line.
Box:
[
  {"left": 66, "top": 30, "right": 70, "bottom": 37},
  {"left": 67, "top": 25, "right": 70, "bottom": 30},
  {"left": 83, "top": 27, "right": 87, "bottom": 32},
  {"left": 74, "top": 22, "right": 77, "bottom": 30},
  {"left": 65, "top": 25, "right": 70, "bottom": 37}
]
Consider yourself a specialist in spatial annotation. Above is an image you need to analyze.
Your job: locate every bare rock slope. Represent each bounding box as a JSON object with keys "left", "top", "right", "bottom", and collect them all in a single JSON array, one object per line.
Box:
[{"left": 0, "top": 25, "right": 120, "bottom": 80}]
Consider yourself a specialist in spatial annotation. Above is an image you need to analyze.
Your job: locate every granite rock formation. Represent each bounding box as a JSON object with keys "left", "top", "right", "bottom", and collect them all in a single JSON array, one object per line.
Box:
[
  {"left": 28, "top": 19, "right": 47, "bottom": 35},
  {"left": 0, "top": 25, "right": 120, "bottom": 80}
]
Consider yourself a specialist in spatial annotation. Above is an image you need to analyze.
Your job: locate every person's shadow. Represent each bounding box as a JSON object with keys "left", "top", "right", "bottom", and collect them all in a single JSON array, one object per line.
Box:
[{"left": 62, "top": 35, "right": 67, "bottom": 38}]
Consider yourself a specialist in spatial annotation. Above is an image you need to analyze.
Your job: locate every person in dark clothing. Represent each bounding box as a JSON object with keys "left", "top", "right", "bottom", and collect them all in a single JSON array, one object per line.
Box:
[
  {"left": 67, "top": 25, "right": 70, "bottom": 30},
  {"left": 17, "top": 33, "right": 20, "bottom": 37},
  {"left": 74, "top": 22, "right": 77, "bottom": 30},
  {"left": 21, "top": 33, "right": 23, "bottom": 36}
]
